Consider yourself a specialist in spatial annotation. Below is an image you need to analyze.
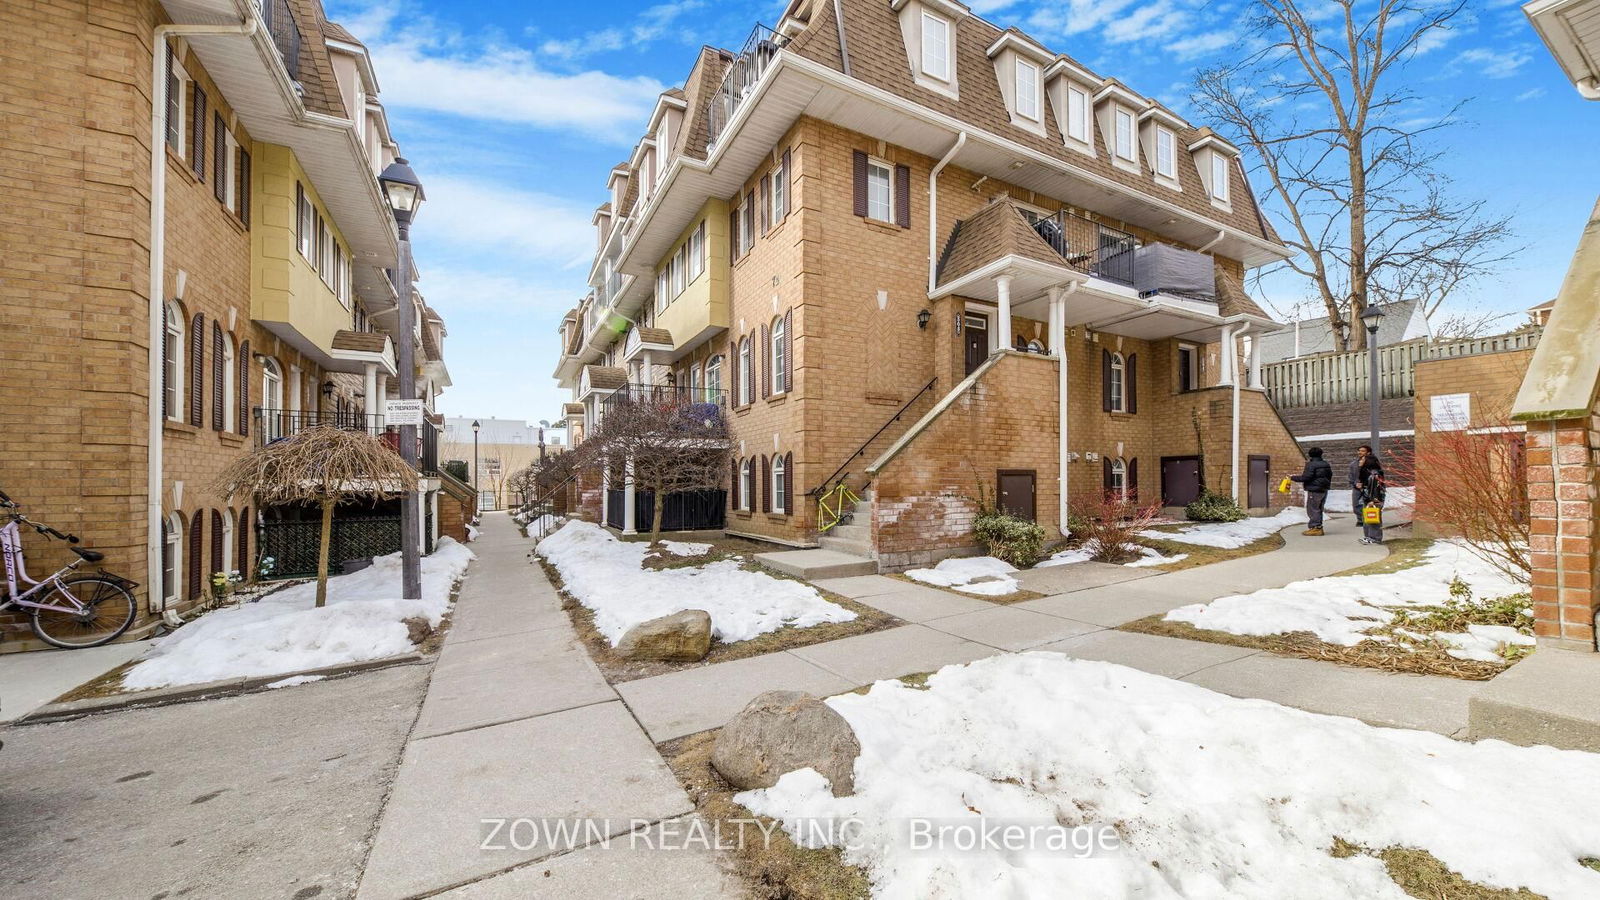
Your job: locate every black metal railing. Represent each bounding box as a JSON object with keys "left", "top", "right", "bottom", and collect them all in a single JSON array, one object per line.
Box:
[
  {"left": 259, "top": 0, "right": 301, "bottom": 82},
  {"left": 706, "top": 25, "right": 788, "bottom": 152},
  {"left": 259, "top": 516, "right": 400, "bottom": 579},
  {"left": 599, "top": 384, "right": 731, "bottom": 439},
  {"left": 1032, "top": 211, "right": 1139, "bottom": 286},
  {"left": 810, "top": 377, "right": 938, "bottom": 496},
  {"left": 253, "top": 408, "right": 440, "bottom": 475}
]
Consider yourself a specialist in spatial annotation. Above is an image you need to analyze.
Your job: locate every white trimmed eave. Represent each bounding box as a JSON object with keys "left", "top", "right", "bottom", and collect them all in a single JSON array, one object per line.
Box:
[
  {"left": 1525, "top": 0, "right": 1600, "bottom": 98},
  {"left": 622, "top": 338, "right": 674, "bottom": 363},
  {"left": 986, "top": 31, "right": 1053, "bottom": 64}
]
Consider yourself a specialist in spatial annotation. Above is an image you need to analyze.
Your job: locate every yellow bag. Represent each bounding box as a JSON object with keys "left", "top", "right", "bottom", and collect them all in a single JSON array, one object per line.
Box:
[
  {"left": 1363, "top": 504, "right": 1382, "bottom": 525},
  {"left": 1278, "top": 477, "right": 1292, "bottom": 494}
]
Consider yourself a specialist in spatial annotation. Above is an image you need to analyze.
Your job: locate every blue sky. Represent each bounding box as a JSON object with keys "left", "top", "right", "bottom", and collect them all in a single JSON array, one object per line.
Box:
[{"left": 327, "top": 0, "right": 1600, "bottom": 425}]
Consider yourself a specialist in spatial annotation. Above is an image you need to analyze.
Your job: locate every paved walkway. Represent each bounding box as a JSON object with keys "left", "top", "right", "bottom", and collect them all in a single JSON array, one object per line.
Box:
[
  {"left": 356, "top": 513, "right": 742, "bottom": 900},
  {"left": 617, "top": 515, "right": 1484, "bottom": 742},
  {"left": 0, "top": 640, "right": 145, "bottom": 722}
]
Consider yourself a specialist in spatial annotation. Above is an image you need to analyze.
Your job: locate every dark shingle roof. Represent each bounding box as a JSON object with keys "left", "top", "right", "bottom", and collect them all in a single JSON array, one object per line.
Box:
[
  {"left": 332, "top": 330, "right": 388, "bottom": 353},
  {"left": 936, "top": 198, "right": 1067, "bottom": 287}
]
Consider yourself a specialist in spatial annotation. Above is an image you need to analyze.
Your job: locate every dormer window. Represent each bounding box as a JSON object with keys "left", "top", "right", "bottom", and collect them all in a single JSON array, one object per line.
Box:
[
  {"left": 1015, "top": 59, "right": 1040, "bottom": 120},
  {"left": 1211, "top": 152, "right": 1230, "bottom": 202},
  {"left": 1156, "top": 128, "right": 1176, "bottom": 179},
  {"left": 895, "top": 0, "right": 965, "bottom": 97},
  {"left": 921, "top": 12, "right": 951, "bottom": 82},
  {"left": 1189, "top": 132, "right": 1238, "bottom": 209},
  {"left": 1114, "top": 109, "right": 1135, "bottom": 161},
  {"left": 1066, "top": 86, "right": 1089, "bottom": 142}
]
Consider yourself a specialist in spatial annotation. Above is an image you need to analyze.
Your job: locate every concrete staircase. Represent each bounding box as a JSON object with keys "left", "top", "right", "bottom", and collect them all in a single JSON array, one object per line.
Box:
[
  {"left": 817, "top": 488, "right": 874, "bottom": 558},
  {"left": 755, "top": 489, "right": 878, "bottom": 580}
]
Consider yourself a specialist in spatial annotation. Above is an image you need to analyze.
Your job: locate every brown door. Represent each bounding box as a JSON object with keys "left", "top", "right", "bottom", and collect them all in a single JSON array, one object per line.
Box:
[
  {"left": 996, "top": 469, "right": 1036, "bottom": 521},
  {"left": 964, "top": 313, "right": 989, "bottom": 376},
  {"left": 1160, "top": 456, "right": 1203, "bottom": 506},
  {"left": 1248, "top": 456, "right": 1270, "bottom": 508}
]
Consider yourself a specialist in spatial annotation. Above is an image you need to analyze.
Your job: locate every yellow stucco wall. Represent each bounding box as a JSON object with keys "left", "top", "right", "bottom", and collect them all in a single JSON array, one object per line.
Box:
[
  {"left": 250, "top": 143, "right": 353, "bottom": 357},
  {"left": 654, "top": 198, "right": 730, "bottom": 353}
]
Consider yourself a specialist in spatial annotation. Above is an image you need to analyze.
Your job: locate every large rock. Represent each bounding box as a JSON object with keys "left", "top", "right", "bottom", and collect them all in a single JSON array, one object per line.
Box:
[
  {"left": 712, "top": 690, "right": 860, "bottom": 797},
  {"left": 616, "top": 609, "right": 712, "bottom": 661}
]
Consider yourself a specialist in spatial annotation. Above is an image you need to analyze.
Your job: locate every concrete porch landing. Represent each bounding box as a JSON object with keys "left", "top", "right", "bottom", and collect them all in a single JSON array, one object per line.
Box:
[
  {"left": 755, "top": 548, "right": 877, "bottom": 579},
  {"left": 1469, "top": 647, "right": 1600, "bottom": 753}
]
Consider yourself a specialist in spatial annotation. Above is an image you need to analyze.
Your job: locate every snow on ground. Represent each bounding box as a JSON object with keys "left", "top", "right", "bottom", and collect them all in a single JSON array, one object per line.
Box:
[
  {"left": 266, "top": 674, "right": 325, "bottom": 689},
  {"left": 123, "top": 539, "right": 475, "bottom": 690},
  {"left": 1327, "top": 485, "right": 1415, "bottom": 513},
  {"left": 1165, "top": 540, "right": 1529, "bottom": 655},
  {"left": 905, "top": 557, "right": 1020, "bottom": 596},
  {"left": 736, "top": 653, "right": 1600, "bottom": 900},
  {"left": 656, "top": 539, "right": 712, "bottom": 557},
  {"left": 536, "top": 521, "right": 855, "bottom": 644},
  {"left": 522, "top": 514, "right": 563, "bottom": 538},
  {"left": 1037, "top": 542, "right": 1187, "bottom": 569},
  {"left": 1139, "top": 506, "right": 1307, "bottom": 549},
  {"left": 465, "top": 523, "right": 479, "bottom": 542}
]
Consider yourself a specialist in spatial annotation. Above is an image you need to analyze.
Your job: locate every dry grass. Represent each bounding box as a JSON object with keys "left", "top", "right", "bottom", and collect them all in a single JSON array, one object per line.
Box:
[
  {"left": 661, "top": 730, "right": 870, "bottom": 900},
  {"left": 1331, "top": 839, "right": 1547, "bottom": 899},
  {"left": 536, "top": 556, "right": 901, "bottom": 684}
]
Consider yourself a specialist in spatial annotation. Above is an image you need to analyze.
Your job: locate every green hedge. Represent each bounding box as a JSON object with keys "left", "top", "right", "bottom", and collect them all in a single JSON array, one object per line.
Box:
[
  {"left": 973, "top": 512, "right": 1047, "bottom": 567},
  {"left": 1185, "top": 489, "right": 1246, "bottom": 523}
]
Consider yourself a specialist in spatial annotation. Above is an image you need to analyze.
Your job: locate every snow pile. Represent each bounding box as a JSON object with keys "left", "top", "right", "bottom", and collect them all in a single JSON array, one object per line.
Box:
[
  {"left": 656, "top": 539, "right": 712, "bottom": 557},
  {"left": 736, "top": 653, "right": 1600, "bottom": 899},
  {"left": 536, "top": 521, "right": 855, "bottom": 644},
  {"left": 124, "top": 539, "right": 475, "bottom": 690},
  {"left": 1435, "top": 624, "right": 1537, "bottom": 663},
  {"left": 1327, "top": 485, "right": 1415, "bottom": 514},
  {"left": 905, "top": 557, "right": 1019, "bottom": 596},
  {"left": 1038, "top": 542, "right": 1186, "bottom": 569},
  {"left": 465, "top": 523, "right": 480, "bottom": 542},
  {"left": 1123, "top": 546, "right": 1188, "bottom": 568},
  {"left": 1165, "top": 540, "right": 1528, "bottom": 649},
  {"left": 1140, "top": 506, "right": 1307, "bottom": 549}
]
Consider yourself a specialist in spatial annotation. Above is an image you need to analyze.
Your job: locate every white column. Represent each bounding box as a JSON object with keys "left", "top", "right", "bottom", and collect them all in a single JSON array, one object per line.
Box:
[
  {"left": 1231, "top": 324, "right": 1251, "bottom": 504},
  {"left": 995, "top": 274, "right": 1013, "bottom": 354},
  {"left": 1247, "top": 335, "right": 1263, "bottom": 389},
  {"left": 375, "top": 375, "right": 388, "bottom": 429},
  {"left": 1217, "top": 324, "right": 1237, "bottom": 386},
  {"left": 1049, "top": 286, "right": 1070, "bottom": 537},
  {"left": 641, "top": 350, "right": 653, "bottom": 387},
  {"left": 363, "top": 362, "right": 378, "bottom": 431},
  {"left": 430, "top": 490, "right": 440, "bottom": 545},
  {"left": 287, "top": 366, "right": 302, "bottom": 415},
  {"left": 600, "top": 454, "right": 611, "bottom": 526},
  {"left": 622, "top": 454, "right": 637, "bottom": 535}
]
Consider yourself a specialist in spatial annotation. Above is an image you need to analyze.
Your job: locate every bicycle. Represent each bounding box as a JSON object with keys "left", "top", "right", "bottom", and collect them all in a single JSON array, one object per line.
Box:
[{"left": 0, "top": 489, "right": 138, "bottom": 649}]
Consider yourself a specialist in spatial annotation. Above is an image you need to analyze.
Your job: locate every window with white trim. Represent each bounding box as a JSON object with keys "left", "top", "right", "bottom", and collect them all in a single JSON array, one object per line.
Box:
[
  {"left": 1110, "top": 351, "right": 1126, "bottom": 412},
  {"left": 1156, "top": 127, "right": 1176, "bottom": 179},
  {"left": 1066, "top": 86, "right": 1090, "bottom": 143},
  {"left": 162, "top": 513, "right": 182, "bottom": 605},
  {"left": 687, "top": 221, "right": 705, "bottom": 281},
  {"left": 656, "top": 268, "right": 669, "bottom": 313},
  {"left": 1015, "top": 59, "right": 1040, "bottom": 120},
  {"left": 296, "top": 183, "right": 313, "bottom": 259},
  {"left": 164, "top": 301, "right": 184, "bottom": 421},
  {"left": 738, "top": 337, "right": 752, "bottom": 405},
  {"left": 771, "top": 158, "right": 787, "bottom": 223},
  {"left": 921, "top": 12, "right": 951, "bottom": 82},
  {"left": 706, "top": 354, "right": 723, "bottom": 401},
  {"left": 1110, "top": 458, "right": 1127, "bottom": 499},
  {"left": 737, "top": 195, "right": 752, "bottom": 254},
  {"left": 773, "top": 455, "right": 787, "bottom": 514},
  {"left": 770, "top": 315, "right": 786, "bottom": 395},
  {"left": 1114, "top": 109, "right": 1136, "bottom": 161},
  {"left": 866, "top": 158, "right": 893, "bottom": 223},
  {"left": 670, "top": 245, "right": 686, "bottom": 297},
  {"left": 740, "top": 458, "right": 754, "bottom": 511},
  {"left": 221, "top": 509, "right": 235, "bottom": 576},
  {"left": 165, "top": 51, "right": 190, "bottom": 157},
  {"left": 221, "top": 333, "right": 237, "bottom": 433},
  {"left": 1210, "top": 153, "right": 1231, "bottom": 202}
]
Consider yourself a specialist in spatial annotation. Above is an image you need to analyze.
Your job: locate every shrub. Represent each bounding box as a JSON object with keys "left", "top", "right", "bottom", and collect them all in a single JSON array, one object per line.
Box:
[
  {"left": 1185, "top": 489, "right": 1246, "bottom": 523},
  {"left": 973, "top": 512, "right": 1047, "bottom": 567},
  {"left": 1072, "top": 492, "right": 1162, "bottom": 563}
]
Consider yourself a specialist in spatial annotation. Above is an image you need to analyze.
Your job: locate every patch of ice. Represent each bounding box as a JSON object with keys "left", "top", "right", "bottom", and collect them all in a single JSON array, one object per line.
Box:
[
  {"left": 735, "top": 653, "right": 1600, "bottom": 899},
  {"left": 537, "top": 521, "right": 854, "bottom": 644},
  {"left": 123, "top": 539, "right": 475, "bottom": 690},
  {"left": 905, "top": 556, "right": 1020, "bottom": 596},
  {"left": 1139, "top": 507, "right": 1308, "bottom": 549},
  {"left": 265, "top": 674, "right": 326, "bottom": 689}
]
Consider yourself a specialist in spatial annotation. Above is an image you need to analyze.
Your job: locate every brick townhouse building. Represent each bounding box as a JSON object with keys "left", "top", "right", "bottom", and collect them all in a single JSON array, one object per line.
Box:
[
  {"left": 0, "top": 0, "right": 458, "bottom": 649},
  {"left": 552, "top": 0, "right": 1304, "bottom": 570}
]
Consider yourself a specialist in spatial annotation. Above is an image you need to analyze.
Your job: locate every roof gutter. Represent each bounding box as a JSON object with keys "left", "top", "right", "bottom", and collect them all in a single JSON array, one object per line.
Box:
[
  {"left": 832, "top": 0, "right": 853, "bottom": 77},
  {"left": 929, "top": 132, "right": 968, "bottom": 294}
]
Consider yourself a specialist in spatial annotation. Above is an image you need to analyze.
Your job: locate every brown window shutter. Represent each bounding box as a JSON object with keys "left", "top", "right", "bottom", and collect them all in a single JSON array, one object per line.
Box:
[
  {"left": 730, "top": 458, "right": 740, "bottom": 509},
  {"left": 211, "top": 323, "right": 224, "bottom": 430},
  {"left": 760, "top": 323, "right": 770, "bottom": 398},
  {"left": 210, "top": 509, "right": 224, "bottom": 585},
  {"left": 761, "top": 456, "right": 771, "bottom": 513},
  {"left": 727, "top": 339, "right": 738, "bottom": 405},
  {"left": 165, "top": 46, "right": 180, "bottom": 148},
  {"left": 783, "top": 452, "right": 794, "bottom": 514},
  {"left": 237, "top": 148, "right": 251, "bottom": 225},
  {"left": 187, "top": 515, "right": 203, "bottom": 601},
  {"left": 1128, "top": 458, "right": 1139, "bottom": 503},
  {"left": 895, "top": 164, "right": 911, "bottom": 228},
  {"left": 759, "top": 173, "right": 771, "bottom": 235},
  {"left": 160, "top": 303, "right": 171, "bottom": 420},
  {"left": 237, "top": 507, "right": 249, "bottom": 576},
  {"left": 189, "top": 313, "right": 204, "bottom": 427},
  {"left": 780, "top": 148, "right": 792, "bottom": 218},
  {"left": 191, "top": 85, "right": 206, "bottom": 180},
  {"left": 783, "top": 308, "right": 793, "bottom": 393},
  {"left": 728, "top": 207, "right": 739, "bottom": 260},
  {"left": 852, "top": 150, "right": 868, "bottom": 217},
  {"left": 213, "top": 114, "right": 227, "bottom": 202},
  {"left": 1126, "top": 353, "right": 1138, "bottom": 414},
  {"left": 238, "top": 339, "right": 250, "bottom": 435},
  {"left": 743, "top": 192, "right": 755, "bottom": 248},
  {"left": 1101, "top": 349, "right": 1112, "bottom": 412},
  {"left": 1102, "top": 457, "right": 1113, "bottom": 492}
]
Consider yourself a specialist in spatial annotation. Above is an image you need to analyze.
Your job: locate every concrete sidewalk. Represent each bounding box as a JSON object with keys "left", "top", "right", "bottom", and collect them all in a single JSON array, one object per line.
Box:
[
  {"left": 0, "top": 639, "right": 145, "bottom": 722},
  {"left": 356, "top": 513, "right": 741, "bottom": 900},
  {"left": 617, "top": 516, "right": 1485, "bottom": 742}
]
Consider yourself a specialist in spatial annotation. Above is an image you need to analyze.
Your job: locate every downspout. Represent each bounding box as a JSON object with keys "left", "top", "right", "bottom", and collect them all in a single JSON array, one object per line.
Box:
[
  {"left": 830, "top": 0, "right": 853, "bottom": 77},
  {"left": 1056, "top": 282, "right": 1078, "bottom": 537},
  {"left": 928, "top": 132, "right": 968, "bottom": 294},
  {"left": 1230, "top": 322, "right": 1251, "bottom": 503},
  {"left": 1197, "top": 229, "right": 1225, "bottom": 254},
  {"left": 148, "top": 18, "right": 257, "bottom": 622}
]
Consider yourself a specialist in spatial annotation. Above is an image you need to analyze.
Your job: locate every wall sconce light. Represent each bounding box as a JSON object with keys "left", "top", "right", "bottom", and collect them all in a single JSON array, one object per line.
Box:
[
  {"left": 954, "top": 312, "right": 963, "bottom": 335},
  {"left": 917, "top": 308, "right": 932, "bottom": 330},
  {"left": 321, "top": 380, "right": 336, "bottom": 400}
]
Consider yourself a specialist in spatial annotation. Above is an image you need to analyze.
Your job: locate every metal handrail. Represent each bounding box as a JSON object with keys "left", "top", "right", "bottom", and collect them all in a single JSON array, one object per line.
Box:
[
  {"left": 521, "top": 467, "right": 581, "bottom": 541},
  {"left": 706, "top": 24, "right": 789, "bottom": 151},
  {"left": 809, "top": 378, "right": 937, "bottom": 497}
]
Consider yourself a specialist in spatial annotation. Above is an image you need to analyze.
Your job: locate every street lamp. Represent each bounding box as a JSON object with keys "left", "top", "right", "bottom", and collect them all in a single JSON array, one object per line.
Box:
[
  {"left": 1360, "top": 304, "right": 1385, "bottom": 457},
  {"left": 378, "top": 157, "right": 425, "bottom": 603},
  {"left": 471, "top": 418, "right": 481, "bottom": 495},
  {"left": 538, "top": 419, "right": 549, "bottom": 465}
]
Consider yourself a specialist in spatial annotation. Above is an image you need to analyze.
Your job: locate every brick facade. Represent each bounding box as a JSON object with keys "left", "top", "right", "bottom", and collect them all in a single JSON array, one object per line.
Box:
[{"left": 1524, "top": 412, "right": 1600, "bottom": 651}]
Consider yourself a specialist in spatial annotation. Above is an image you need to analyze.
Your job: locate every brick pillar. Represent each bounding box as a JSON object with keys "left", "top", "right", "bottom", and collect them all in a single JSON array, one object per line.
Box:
[{"left": 1527, "top": 412, "right": 1600, "bottom": 651}]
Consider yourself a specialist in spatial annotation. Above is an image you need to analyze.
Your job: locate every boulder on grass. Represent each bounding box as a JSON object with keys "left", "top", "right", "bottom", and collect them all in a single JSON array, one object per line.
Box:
[
  {"left": 403, "top": 616, "right": 433, "bottom": 646},
  {"left": 712, "top": 690, "right": 860, "bottom": 797},
  {"left": 616, "top": 609, "right": 712, "bottom": 661}
]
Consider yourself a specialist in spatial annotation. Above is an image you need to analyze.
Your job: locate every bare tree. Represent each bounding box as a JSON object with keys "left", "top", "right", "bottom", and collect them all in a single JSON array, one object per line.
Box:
[
  {"left": 579, "top": 393, "right": 729, "bottom": 542},
  {"left": 1194, "top": 0, "right": 1517, "bottom": 349}
]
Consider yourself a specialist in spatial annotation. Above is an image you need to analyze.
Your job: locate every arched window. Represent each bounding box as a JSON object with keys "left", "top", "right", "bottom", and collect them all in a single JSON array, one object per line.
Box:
[
  {"left": 772, "top": 455, "right": 787, "bottom": 514},
  {"left": 163, "top": 302, "right": 185, "bottom": 421},
  {"left": 222, "top": 508, "right": 236, "bottom": 576},
  {"left": 221, "top": 334, "right": 237, "bottom": 432},
  {"left": 162, "top": 512, "right": 183, "bottom": 606},
  {"left": 770, "top": 316, "right": 786, "bottom": 395},
  {"left": 1110, "top": 458, "right": 1127, "bottom": 499},
  {"left": 1109, "top": 352, "right": 1126, "bottom": 413},
  {"left": 706, "top": 355, "right": 723, "bottom": 403},
  {"left": 738, "top": 337, "right": 752, "bottom": 406},
  {"left": 260, "top": 358, "right": 283, "bottom": 440},
  {"left": 740, "top": 458, "right": 754, "bottom": 511}
]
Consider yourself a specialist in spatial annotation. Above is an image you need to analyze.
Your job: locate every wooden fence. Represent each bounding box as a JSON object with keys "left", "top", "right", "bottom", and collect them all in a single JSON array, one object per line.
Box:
[{"left": 1262, "top": 329, "right": 1542, "bottom": 409}]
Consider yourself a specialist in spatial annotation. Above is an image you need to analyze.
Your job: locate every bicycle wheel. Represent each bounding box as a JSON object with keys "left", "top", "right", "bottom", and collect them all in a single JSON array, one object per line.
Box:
[{"left": 30, "top": 575, "right": 138, "bottom": 649}]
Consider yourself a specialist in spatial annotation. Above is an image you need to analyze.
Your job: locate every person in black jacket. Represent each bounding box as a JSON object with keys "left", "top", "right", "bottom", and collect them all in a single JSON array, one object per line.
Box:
[
  {"left": 1289, "top": 447, "right": 1334, "bottom": 535},
  {"left": 1357, "top": 454, "right": 1387, "bottom": 545},
  {"left": 1348, "top": 445, "right": 1372, "bottom": 518}
]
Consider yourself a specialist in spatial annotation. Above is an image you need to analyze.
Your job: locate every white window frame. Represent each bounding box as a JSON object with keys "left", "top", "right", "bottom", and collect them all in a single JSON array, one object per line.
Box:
[
  {"left": 1110, "top": 351, "right": 1126, "bottom": 413},
  {"left": 687, "top": 222, "right": 705, "bottom": 282},
  {"left": 221, "top": 333, "right": 237, "bottom": 432},
  {"left": 164, "top": 301, "right": 184, "bottom": 421},
  {"left": 1156, "top": 127, "right": 1176, "bottom": 179},
  {"left": 261, "top": 357, "right": 283, "bottom": 412},
  {"left": 1178, "top": 342, "right": 1199, "bottom": 392},
  {"left": 771, "top": 160, "right": 787, "bottom": 222},
  {"left": 866, "top": 158, "right": 894, "bottom": 224},
  {"left": 671, "top": 246, "right": 686, "bottom": 297},
  {"left": 167, "top": 56, "right": 191, "bottom": 159},
  {"left": 920, "top": 12, "right": 951, "bottom": 82},
  {"left": 221, "top": 509, "right": 235, "bottom": 577},
  {"left": 1066, "top": 86, "right": 1089, "bottom": 143},
  {"left": 737, "top": 195, "right": 752, "bottom": 254},
  {"left": 740, "top": 458, "right": 754, "bottom": 511},
  {"left": 1110, "top": 458, "right": 1127, "bottom": 499},
  {"left": 1114, "top": 109, "right": 1136, "bottom": 162},
  {"left": 707, "top": 355, "right": 723, "bottom": 401},
  {"left": 162, "top": 513, "right": 182, "bottom": 604},
  {"left": 656, "top": 268, "right": 670, "bottom": 313},
  {"left": 1211, "top": 152, "right": 1231, "bottom": 203},
  {"left": 739, "top": 338, "right": 752, "bottom": 405},
  {"left": 296, "top": 184, "right": 313, "bottom": 260},
  {"left": 1015, "top": 59, "right": 1040, "bottom": 121},
  {"left": 773, "top": 455, "right": 786, "bottom": 514},
  {"left": 770, "top": 316, "right": 786, "bottom": 396}
]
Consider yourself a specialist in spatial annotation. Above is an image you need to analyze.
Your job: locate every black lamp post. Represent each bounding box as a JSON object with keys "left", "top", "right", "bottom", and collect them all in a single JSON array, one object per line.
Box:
[
  {"left": 538, "top": 419, "right": 549, "bottom": 465},
  {"left": 471, "top": 419, "right": 481, "bottom": 495},
  {"left": 1360, "top": 304, "right": 1385, "bottom": 457},
  {"left": 378, "top": 157, "right": 425, "bottom": 603}
]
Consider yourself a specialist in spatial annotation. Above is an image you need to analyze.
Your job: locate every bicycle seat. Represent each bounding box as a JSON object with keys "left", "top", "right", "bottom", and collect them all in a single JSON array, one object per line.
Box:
[{"left": 71, "top": 547, "right": 104, "bottom": 563}]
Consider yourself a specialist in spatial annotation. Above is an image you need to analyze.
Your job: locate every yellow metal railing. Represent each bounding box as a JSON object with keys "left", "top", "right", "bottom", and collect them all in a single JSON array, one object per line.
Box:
[{"left": 816, "top": 482, "right": 861, "bottom": 533}]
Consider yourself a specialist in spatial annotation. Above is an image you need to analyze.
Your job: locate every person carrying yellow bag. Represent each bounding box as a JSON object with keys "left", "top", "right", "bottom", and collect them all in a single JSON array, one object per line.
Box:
[{"left": 1357, "top": 453, "right": 1387, "bottom": 546}]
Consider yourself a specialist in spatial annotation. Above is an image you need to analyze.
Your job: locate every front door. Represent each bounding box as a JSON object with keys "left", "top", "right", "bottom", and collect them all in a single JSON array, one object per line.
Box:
[
  {"left": 997, "top": 469, "right": 1036, "bottom": 521},
  {"left": 1160, "top": 456, "right": 1203, "bottom": 507},
  {"left": 1248, "top": 456, "right": 1270, "bottom": 509},
  {"left": 964, "top": 313, "right": 989, "bottom": 376}
]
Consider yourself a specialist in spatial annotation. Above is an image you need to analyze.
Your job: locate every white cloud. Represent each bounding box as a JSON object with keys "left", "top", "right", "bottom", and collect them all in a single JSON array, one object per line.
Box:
[
  {"left": 1027, "top": 0, "right": 1192, "bottom": 45},
  {"left": 540, "top": 0, "right": 706, "bottom": 61},
  {"left": 1515, "top": 87, "right": 1546, "bottom": 101},
  {"left": 414, "top": 176, "right": 597, "bottom": 269},
  {"left": 1167, "top": 30, "right": 1235, "bottom": 61},
  {"left": 1452, "top": 46, "right": 1533, "bottom": 79}
]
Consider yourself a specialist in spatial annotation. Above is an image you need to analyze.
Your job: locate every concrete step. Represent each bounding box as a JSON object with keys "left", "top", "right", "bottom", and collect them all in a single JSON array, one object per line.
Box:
[
  {"left": 1469, "top": 647, "right": 1600, "bottom": 753},
  {"left": 818, "top": 535, "right": 874, "bottom": 558},
  {"left": 755, "top": 549, "right": 878, "bottom": 580},
  {"left": 826, "top": 523, "right": 870, "bottom": 542}
]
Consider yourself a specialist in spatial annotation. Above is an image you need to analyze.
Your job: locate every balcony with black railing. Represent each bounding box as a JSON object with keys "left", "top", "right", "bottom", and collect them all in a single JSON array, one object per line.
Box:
[
  {"left": 598, "top": 384, "right": 730, "bottom": 441},
  {"left": 706, "top": 25, "right": 789, "bottom": 152},
  {"left": 258, "top": 0, "right": 302, "bottom": 83},
  {"left": 253, "top": 408, "right": 441, "bottom": 475},
  {"left": 1030, "top": 210, "right": 1216, "bottom": 303}
]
